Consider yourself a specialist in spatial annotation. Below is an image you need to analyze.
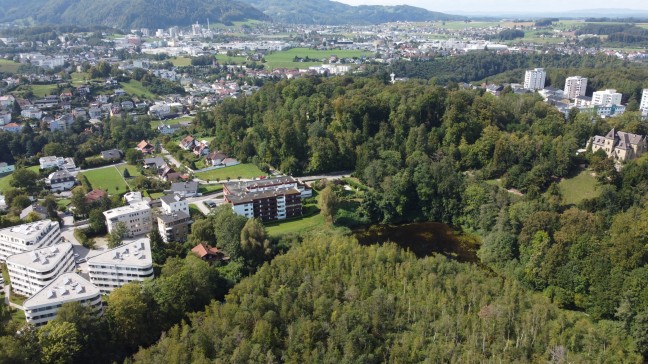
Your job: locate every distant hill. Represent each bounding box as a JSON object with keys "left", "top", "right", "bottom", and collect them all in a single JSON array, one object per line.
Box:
[
  {"left": 238, "top": 0, "right": 464, "bottom": 25},
  {"left": 0, "top": 0, "right": 268, "bottom": 29}
]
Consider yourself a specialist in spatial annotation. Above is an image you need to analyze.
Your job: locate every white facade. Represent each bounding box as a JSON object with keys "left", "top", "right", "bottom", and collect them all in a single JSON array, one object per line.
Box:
[
  {"left": 592, "top": 89, "right": 622, "bottom": 106},
  {"left": 0, "top": 220, "right": 61, "bottom": 262},
  {"left": 160, "top": 194, "right": 189, "bottom": 215},
  {"left": 524, "top": 68, "right": 546, "bottom": 90},
  {"left": 564, "top": 76, "right": 588, "bottom": 99},
  {"left": 46, "top": 170, "right": 76, "bottom": 192},
  {"left": 23, "top": 273, "right": 102, "bottom": 326},
  {"left": 6, "top": 243, "right": 75, "bottom": 296},
  {"left": 87, "top": 239, "right": 154, "bottom": 293},
  {"left": 640, "top": 89, "right": 648, "bottom": 113},
  {"left": 103, "top": 202, "right": 152, "bottom": 237},
  {"left": 39, "top": 156, "right": 65, "bottom": 170}
]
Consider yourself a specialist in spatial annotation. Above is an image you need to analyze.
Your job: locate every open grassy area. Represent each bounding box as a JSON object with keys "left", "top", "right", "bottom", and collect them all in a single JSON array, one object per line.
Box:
[
  {"left": 31, "top": 84, "right": 58, "bottom": 98},
  {"left": 71, "top": 72, "right": 90, "bottom": 85},
  {"left": 558, "top": 169, "right": 600, "bottom": 205},
  {"left": 0, "top": 166, "right": 41, "bottom": 193},
  {"left": 0, "top": 59, "right": 21, "bottom": 74},
  {"left": 150, "top": 116, "right": 193, "bottom": 130},
  {"left": 266, "top": 209, "right": 325, "bottom": 238},
  {"left": 264, "top": 47, "right": 372, "bottom": 70},
  {"left": 116, "top": 164, "right": 142, "bottom": 177},
  {"left": 218, "top": 55, "right": 248, "bottom": 65},
  {"left": 195, "top": 164, "right": 265, "bottom": 181},
  {"left": 435, "top": 21, "right": 501, "bottom": 30},
  {"left": 80, "top": 166, "right": 130, "bottom": 194},
  {"left": 170, "top": 57, "right": 192, "bottom": 67},
  {"left": 198, "top": 184, "right": 223, "bottom": 195},
  {"left": 120, "top": 79, "right": 157, "bottom": 99}
]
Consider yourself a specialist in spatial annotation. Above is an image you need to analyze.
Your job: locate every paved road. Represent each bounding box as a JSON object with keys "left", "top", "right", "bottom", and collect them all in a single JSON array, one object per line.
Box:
[
  {"left": 160, "top": 147, "right": 184, "bottom": 170},
  {"left": 186, "top": 193, "right": 225, "bottom": 215}
]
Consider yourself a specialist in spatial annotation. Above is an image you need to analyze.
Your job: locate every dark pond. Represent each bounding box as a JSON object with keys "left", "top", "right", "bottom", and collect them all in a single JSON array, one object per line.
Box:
[{"left": 354, "top": 222, "right": 481, "bottom": 263}]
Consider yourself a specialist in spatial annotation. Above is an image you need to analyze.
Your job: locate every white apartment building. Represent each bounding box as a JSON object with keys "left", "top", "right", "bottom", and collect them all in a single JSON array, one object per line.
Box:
[
  {"left": 87, "top": 239, "right": 154, "bottom": 293},
  {"left": 103, "top": 202, "right": 152, "bottom": 237},
  {"left": 564, "top": 76, "right": 588, "bottom": 99},
  {"left": 39, "top": 156, "right": 65, "bottom": 170},
  {"left": 592, "top": 89, "right": 622, "bottom": 106},
  {"left": 23, "top": 273, "right": 102, "bottom": 326},
  {"left": 160, "top": 194, "right": 189, "bottom": 215},
  {"left": 640, "top": 89, "right": 648, "bottom": 113},
  {"left": 0, "top": 220, "right": 61, "bottom": 262},
  {"left": 6, "top": 243, "right": 75, "bottom": 296},
  {"left": 524, "top": 68, "right": 546, "bottom": 90}
]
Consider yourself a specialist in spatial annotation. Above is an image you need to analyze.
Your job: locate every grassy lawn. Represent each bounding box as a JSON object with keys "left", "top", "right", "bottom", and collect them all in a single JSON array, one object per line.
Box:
[
  {"left": 116, "top": 164, "right": 142, "bottom": 177},
  {"left": 195, "top": 164, "right": 265, "bottom": 181},
  {"left": 71, "top": 72, "right": 90, "bottom": 85},
  {"left": 0, "top": 166, "right": 40, "bottom": 193},
  {"left": 31, "top": 84, "right": 58, "bottom": 98},
  {"left": 266, "top": 210, "right": 325, "bottom": 238},
  {"left": 170, "top": 57, "right": 193, "bottom": 67},
  {"left": 264, "top": 48, "right": 372, "bottom": 70},
  {"left": 218, "top": 55, "right": 248, "bottom": 65},
  {"left": 199, "top": 184, "right": 223, "bottom": 195},
  {"left": 57, "top": 199, "right": 71, "bottom": 208},
  {"left": 189, "top": 203, "right": 204, "bottom": 217},
  {"left": 120, "top": 79, "right": 157, "bottom": 99},
  {"left": 558, "top": 170, "right": 600, "bottom": 205},
  {"left": 80, "top": 166, "right": 129, "bottom": 194},
  {"left": 150, "top": 116, "right": 193, "bottom": 130},
  {"left": 0, "top": 59, "right": 21, "bottom": 74}
]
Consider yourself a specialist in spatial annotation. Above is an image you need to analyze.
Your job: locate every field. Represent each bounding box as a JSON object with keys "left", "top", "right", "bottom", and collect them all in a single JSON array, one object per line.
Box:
[
  {"left": 0, "top": 59, "right": 21, "bottom": 74},
  {"left": 31, "top": 84, "right": 58, "bottom": 98},
  {"left": 195, "top": 164, "right": 265, "bottom": 181},
  {"left": 120, "top": 79, "right": 157, "bottom": 99},
  {"left": 198, "top": 184, "right": 223, "bottom": 195},
  {"left": 80, "top": 165, "right": 131, "bottom": 194},
  {"left": 0, "top": 166, "right": 40, "bottom": 193},
  {"left": 170, "top": 57, "right": 192, "bottom": 67},
  {"left": 116, "top": 164, "right": 142, "bottom": 177},
  {"left": 264, "top": 48, "right": 373, "bottom": 70},
  {"left": 150, "top": 116, "right": 193, "bottom": 130},
  {"left": 71, "top": 72, "right": 90, "bottom": 85},
  {"left": 218, "top": 55, "right": 248, "bottom": 65},
  {"left": 434, "top": 21, "right": 500, "bottom": 30},
  {"left": 558, "top": 170, "right": 600, "bottom": 205}
]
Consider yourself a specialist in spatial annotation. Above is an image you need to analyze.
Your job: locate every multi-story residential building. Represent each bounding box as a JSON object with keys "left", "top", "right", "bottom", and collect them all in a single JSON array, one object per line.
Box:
[
  {"left": 523, "top": 68, "right": 546, "bottom": 90},
  {"left": 103, "top": 202, "right": 152, "bottom": 237},
  {"left": 87, "top": 239, "right": 154, "bottom": 293},
  {"left": 46, "top": 170, "right": 76, "bottom": 192},
  {"left": 640, "top": 89, "right": 648, "bottom": 113},
  {"left": 588, "top": 128, "right": 647, "bottom": 162},
  {"left": 23, "top": 273, "right": 102, "bottom": 326},
  {"left": 224, "top": 177, "right": 312, "bottom": 221},
  {"left": 157, "top": 212, "right": 192, "bottom": 243},
  {"left": 0, "top": 220, "right": 61, "bottom": 262},
  {"left": 564, "top": 76, "right": 588, "bottom": 99},
  {"left": 6, "top": 243, "right": 75, "bottom": 296},
  {"left": 39, "top": 156, "right": 65, "bottom": 170},
  {"left": 160, "top": 194, "right": 189, "bottom": 215},
  {"left": 592, "top": 89, "right": 622, "bottom": 106}
]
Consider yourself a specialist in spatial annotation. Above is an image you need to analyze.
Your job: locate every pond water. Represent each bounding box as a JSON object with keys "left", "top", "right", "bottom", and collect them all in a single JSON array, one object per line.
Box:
[{"left": 354, "top": 222, "right": 481, "bottom": 263}]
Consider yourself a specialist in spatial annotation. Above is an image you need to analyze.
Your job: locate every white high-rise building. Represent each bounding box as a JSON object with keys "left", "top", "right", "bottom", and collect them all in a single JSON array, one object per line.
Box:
[
  {"left": 640, "top": 89, "right": 648, "bottom": 113},
  {"left": 103, "top": 202, "right": 152, "bottom": 237},
  {"left": 87, "top": 238, "right": 154, "bottom": 293},
  {"left": 564, "top": 76, "right": 588, "bottom": 99},
  {"left": 524, "top": 68, "right": 546, "bottom": 90},
  {"left": 0, "top": 220, "right": 61, "bottom": 262},
  {"left": 6, "top": 243, "right": 75, "bottom": 297},
  {"left": 592, "top": 89, "right": 622, "bottom": 106},
  {"left": 23, "top": 273, "right": 102, "bottom": 326}
]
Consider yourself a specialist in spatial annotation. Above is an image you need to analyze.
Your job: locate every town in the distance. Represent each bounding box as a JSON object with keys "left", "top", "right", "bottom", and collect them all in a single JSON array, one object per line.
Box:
[{"left": 1, "top": 5, "right": 648, "bottom": 363}]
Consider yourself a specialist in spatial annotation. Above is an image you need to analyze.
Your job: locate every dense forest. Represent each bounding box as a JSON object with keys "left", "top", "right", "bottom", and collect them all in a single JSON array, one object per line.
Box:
[{"left": 134, "top": 235, "right": 641, "bottom": 362}]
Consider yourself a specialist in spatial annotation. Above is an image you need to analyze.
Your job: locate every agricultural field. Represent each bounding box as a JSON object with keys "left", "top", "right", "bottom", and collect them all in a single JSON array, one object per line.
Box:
[
  {"left": 170, "top": 57, "right": 192, "bottom": 67},
  {"left": 194, "top": 163, "right": 265, "bottom": 181},
  {"left": 120, "top": 79, "right": 157, "bottom": 99},
  {"left": 0, "top": 59, "right": 21, "bottom": 74},
  {"left": 264, "top": 47, "right": 372, "bottom": 70},
  {"left": 80, "top": 165, "right": 131, "bottom": 194}
]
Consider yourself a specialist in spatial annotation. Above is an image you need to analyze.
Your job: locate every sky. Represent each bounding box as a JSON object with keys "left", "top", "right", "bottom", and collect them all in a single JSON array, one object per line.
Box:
[{"left": 334, "top": 0, "right": 648, "bottom": 14}]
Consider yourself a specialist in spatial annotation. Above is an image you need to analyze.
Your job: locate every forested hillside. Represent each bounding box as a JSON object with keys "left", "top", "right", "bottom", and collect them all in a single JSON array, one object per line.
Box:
[{"left": 134, "top": 236, "right": 641, "bottom": 362}]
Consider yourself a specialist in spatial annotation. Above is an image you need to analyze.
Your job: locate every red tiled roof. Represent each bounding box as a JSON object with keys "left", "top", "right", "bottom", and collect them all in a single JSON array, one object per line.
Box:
[{"left": 191, "top": 243, "right": 223, "bottom": 258}]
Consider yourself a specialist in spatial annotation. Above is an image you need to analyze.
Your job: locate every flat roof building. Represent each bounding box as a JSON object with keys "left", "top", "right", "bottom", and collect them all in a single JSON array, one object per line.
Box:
[
  {"left": 0, "top": 220, "right": 61, "bottom": 262},
  {"left": 103, "top": 202, "right": 152, "bottom": 237},
  {"left": 87, "top": 238, "right": 154, "bottom": 293},
  {"left": 23, "top": 273, "right": 102, "bottom": 326},
  {"left": 6, "top": 243, "right": 75, "bottom": 297}
]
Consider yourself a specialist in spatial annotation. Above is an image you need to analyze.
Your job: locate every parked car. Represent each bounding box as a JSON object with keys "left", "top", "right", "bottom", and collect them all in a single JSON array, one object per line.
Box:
[{"left": 205, "top": 201, "right": 217, "bottom": 208}]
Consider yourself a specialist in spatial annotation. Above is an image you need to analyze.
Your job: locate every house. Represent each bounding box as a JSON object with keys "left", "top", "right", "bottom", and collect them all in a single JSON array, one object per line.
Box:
[
  {"left": 136, "top": 140, "right": 154, "bottom": 154},
  {"left": 143, "top": 156, "right": 166, "bottom": 170},
  {"left": 39, "top": 156, "right": 65, "bottom": 170},
  {"left": 191, "top": 243, "right": 228, "bottom": 264},
  {"left": 160, "top": 194, "right": 189, "bottom": 215},
  {"left": 121, "top": 101, "right": 134, "bottom": 110},
  {"left": 21, "top": 108, "right": 43, "bottom": 120},
  {"left": 179, "top": 135, "right": 196, "bottom": 150},
  {"left": 0, "top": 95, "right": 15, "bottom": 109},
  {"left": 0, "top": 111, "right": 11, "bottom": 125},
  {"left": 588, "top": 128, "right": 647, "bottom": 162},
  {"left": 193, "top": 141, "right": 209, "bottom": 156},
  {"left": 19, "top": 204, "right": 49, "bottom": 220},
  {"left": 205, "top": 151, "right": 227, "bottom": 166},
  {"left": 100, "top": 149, "right": 123, "bottom": 161},
  {"left": 46, "top": 170, "right": 76, "bottom": 192},
  {"left": 157, "top": 123, "right": 181, "bottom": 135},
  {"left": 170, "top": 181, "right": 199, "bottom": 197},
  {"left": 0, "top": 162, "right": 15, "bottom": 175},
  {"left": 103, "top": 202, "right": 152, "bottom": 237},
  {"left": 49, "top": 114, "right": 74, "bottom": 132},
  {"left": 2, "top": 122, "right": 22, "bottom": 133},
  {"left": 84, "top": 189, "right": 108, "bottom": 205},
  {"left": 88, "top": 107, "right": 102, "bottom": 119}
]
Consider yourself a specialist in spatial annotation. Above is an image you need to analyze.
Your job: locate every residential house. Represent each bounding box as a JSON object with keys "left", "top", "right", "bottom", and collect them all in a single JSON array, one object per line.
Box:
[
  {"left": 136, "top": 140, "right": 154, "bottom": 154},
  {"left": 88, "top": 107, "right": 102, "bottom": 119},
  {"left": 123, "top": 191, "right": 144, "bottom": 205},
  {"left": 2, "top": 123, "right": 22, "bottom": 133},
  {"left": 205, "top": 151, "right": 228, "bottom": 166},
  {"left": 103, "top": 202, "right": 152, "bottom": 237},
  {"left": 588, "top": 129, "right": 647, "bottom": 162},
  {"left": 40, "top": 156, "right": 64, "bottom": 170},
  {"left": 49, "top": 114, "right": 74, "bottom": 132},
  {"left": 19, "top": 204, "right": 49, "bottom": 220},
  {"left": 180, "top": 135, "right": 196, "bottom": 150},
  {"left": 143, "top": 156, "right": 167, "bottom": 170},
  {"left": 121, "top": 101, "right": 134, "bottom": 110},
  {"left": 193, "top": 141, "right": 209, "bottom": 156},
  {"left": 157, "top": 123, "right": 181, "bottom": 135},
  {"left": 191, "top": 243, "right": 228, "bottom": 264},
  {"left": 101, "top": 149, "right": 123, "bottom": 161},
  {"left": 0, "top": 111, "right": 11, "bottom": 125},
  {"left": 160, "top": 194, "right": 189, "bottom": 215},
  {"left": 46, "top": 170, "right": 76, "bottom": 192},
  {"left": 84, "top": 189, "right": 108, "bottom": 205},
  {"left": 21, "top": 108, "right": 43, "bottom": 120},
  {"left": 170, "top": 181, "right": 199, "bottom": 198}
]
